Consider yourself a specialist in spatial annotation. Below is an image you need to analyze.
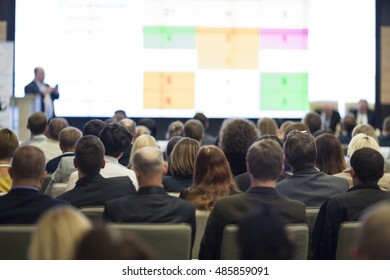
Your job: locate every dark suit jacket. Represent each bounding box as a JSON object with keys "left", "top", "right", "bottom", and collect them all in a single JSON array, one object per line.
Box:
[
  {"left": 24, "top": 80, "right": 60, "bottom": 117},
  {"left": 0, "top": 187, "right": 68, "bottom": 224},
  {"left": 311, "top": 183, "right": 390, "bottom": 259},
  {"left": 379, "top": 134, "right": 390, "bottom": 147},
  {"left": 235, "top": 171, "right": 290, "bottom": 192},
  {"left": 198, "top": 187, "right": 307, "bottom": 260},
  {"left": 163, "top": 175, "right": 193, "bottom": 193},
  {"left": 276, "top": 167, "right": 349, "bottom": 207},
  {"left": 315, "top": 109, "right": 341, "bottom": 132},
  {"left": 57, "top": 174, "right": 136, "bottom": 208},
  {"left": 46, "top": 153, "right": 75, "bottom": 174},
  {"left": 104, "top": 186, "right": 196, "bottom": 241},
  {"left": 350, "top": 109, "right": 377, "bottom": 128}
]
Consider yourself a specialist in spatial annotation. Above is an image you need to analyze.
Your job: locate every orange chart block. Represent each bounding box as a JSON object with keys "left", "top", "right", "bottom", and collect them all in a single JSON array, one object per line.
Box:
[
  {"left": 144, "top": 72, "right": 194, "bottom": 109},
  {"left": 197, "top": 28, "right": 259, "bottom": 69}
]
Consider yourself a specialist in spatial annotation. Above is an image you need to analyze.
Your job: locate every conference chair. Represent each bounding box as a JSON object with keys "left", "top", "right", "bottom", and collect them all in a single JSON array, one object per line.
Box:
[
  {"left": 108, "top": 223, "right": 192, "bottom": 260},
  {"left": 0, "top": 225, "right": 36, "bottom": 260},
  {"left": 50, "top": 183, "right": 67, "bottom": 198},
  {"left": 220, "top": 223, "right": 309, "bottom": 260},
  {"left": 80, "top": 206, "right": 105, "bottom": 224},
  {"left": 192, "top": 210, "right": 210, "bottom": 259},
  {"left": 309, "top": 101, "right": 338, "bottom": 112},
  {"left": 40, "top": 174, "right": 52, "bottom": 194},
  {"left": 306, "top": 207, "right": 320, "bottom": 234},
  {"left": 336, "top": 221, "right": 361, "bottom": 260}
]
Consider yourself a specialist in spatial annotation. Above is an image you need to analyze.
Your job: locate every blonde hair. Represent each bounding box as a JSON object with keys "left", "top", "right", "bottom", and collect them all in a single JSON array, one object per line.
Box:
[
  {"left": 128, "top": 134, "right": 159, "bottom": 169},
  {"left": 347, "top": 133, "right": 380, "bottom": 158},
  {"left": 352, "top": 124, "right": 378, "bottom": 143},
  {"left": 169, "top": 137, "right": 200, "bottom": 176},
  {"left": 28, "top": 207, "right": 92, "bottom": 260},
  {"left": 135, "top": 125, "right": 150, "bottom": 137}
]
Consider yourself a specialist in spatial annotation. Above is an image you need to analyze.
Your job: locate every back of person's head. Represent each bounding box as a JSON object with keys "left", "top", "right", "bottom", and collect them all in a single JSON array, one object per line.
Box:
[
  {"left": 257, "top": 117, "right": 278, "bottom": 136},
  {"left": 113, "top": 110, "right": 127, "bottom": 122},
  {"left": 119, "top": 118, "right": 136, "bottom": 136},
  {"left": 284, "top": 130, "right": 316, "bottom": 171},
  {"left": 48, "top": 118, "right": 69, "bottom": 140},
  {"left": 315, "top": 133, "right": 346, "bottom": 175},
  {"left": 139, "top": 118, "right": 157, "bottom": 137},
  {"left": 239, "top": 205, "right": 293, "bottom": 260},
  {"left": 28, "top": 206, "right": 92, "bottom": 260},
  {"left": 247, "top": 139, "right": 284, "bottom": 181},
  {"left": 58, "top": 127, "right": 82, "bottom": 152},
  {"left": 10, "top": 146, "right": 46, "bottom": 182},
  {"left": 352, "top": 124, "right": 378, "bottom": 142},
  {"left": 258, "top": 134, "right": 283, "bottom": 148},
  {"left": 184, "top": 119, "right": 204, "bottom": 142},
  {"left": 169, "top": 137, "right": 200, "bottom": 176},
  {"left": 0, "top": 128, "right": 19, "bottom": 160},
  {"left": 128, "top": 134, "right": 159, "bottom": 169},
  {"left": 302, "top": 111, "right": 322, "bottom": 134},
  {"left": 193, "top": 112, "right": 209, "bottom": 129},
  {"left": 354, "top": 202, "right": 390, "bottom": 260},
  {"left": 279, "top": 120, "right": 295, "bottom": 135},
  {"left": 27, "top": 112, "right": 47, "bottom": 135},
  {"left": 313, "top": 128, "right": 334, "bottom": 138},
  {"left": 342, "top": 113, "right": 357, "bottom": 134},
  {"left": 166, "top": 136, "right": 183, "bottom": 159},
  {"left": 99, "top": 122, "right": 132, "bottom": 158},
  {"left": 76, "top": 227, "right": 155, "bottom": 260},
  {"left": 350, "top": 147, "right": 384, "bottom": 183},
  {"left": 135, "top": 125, "right": 151, "bottom": 137},
  {"left": 82, "top": 119, "right": 106, "bottom": 136},
  {"left": 166, "top": 120, "right": 184, "bottom": 140},
  {"left": 283, "top": 122, "right": 310, "bottom": 142},
  {"left": 347, "top": 133, "right": 380, "bottom": 158},
  {"left": 132, "top": 147, "right": 164, "bottom": 177},
  {"left": 75, "top": 135, "right": 105, "bottom": 176}
]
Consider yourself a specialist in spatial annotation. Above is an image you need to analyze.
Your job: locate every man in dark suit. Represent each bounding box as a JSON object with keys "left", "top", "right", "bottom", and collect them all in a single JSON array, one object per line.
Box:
[
  {"left": 57, "top": 135, "right": 136, "bottom": 208},
  {"left": 199, "top": 139, "right": 307, "bottom": 260},
  {"left": 103, "top": 147, "right": 196, "bottom": 240},
  {"left": 0, "top": 146, "right": 67, "bottom": 224},
  {"left": 24, "top": 67, "right": 59, "bottom": 119},
  {"left": 276, "top": 130, "right": 349, "bottom": 207},
  {"left": 312, "top": 148, "right": 390, "bottom": 259},
  {"left": 349, "top": 99, "right": 377, "bottom": 128},
  {"left": 315, "top": 103, "right": 341, "bottom": 132}
]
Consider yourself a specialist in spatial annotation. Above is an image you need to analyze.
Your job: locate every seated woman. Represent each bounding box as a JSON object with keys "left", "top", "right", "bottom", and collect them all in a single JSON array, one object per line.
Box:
[
  {"left": 315, "top": 133, "right": 347, "bottom": 175},
  {"left": 180, "top": 145, "right": 239, "bottom": 210},
  {"left": 28, "top": 206, "right": 92, "bottom": 260},
  {"left": 0, "top": 129, "right": 19, "bottom": 193},
  {"left": 163, "top": 137, "right": 200, "bottom": 193},
  {"left": 128, "top": 134, "right": 158, "bottom": 169}
]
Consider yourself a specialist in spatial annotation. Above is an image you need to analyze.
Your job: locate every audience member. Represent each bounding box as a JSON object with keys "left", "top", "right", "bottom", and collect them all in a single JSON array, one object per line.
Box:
[
  {"left": 338, "top": 114, "right": 357, "bottom": 144},
  {"left": 199, "top": 139, "right": 307, "bottom": 259},
  {"left": 184, "top": 119, "right": 204, "bottom": 144},
  {"left": 257, "top": 117, "right": 278, "bottom": 136},
  {"left": 76, "top": 227, "right": 156, "bottom": 260},
  {"left": 315, "top": 103, "right": 341, "bottom": 132},
  {"left": 0, "top": 146, "right": 67, "bottom": 224},
  {"left": 282, "top": 122, "right": 310, "bottom": 142},
  {"left": 82, "top": 119, "right": 106, "bottom": 137},
  {"left": 180, "top": 145, "right": 239, "bottom": 210},
  {"left": 135, "top": 125, "right": 151, "bottom": 137},
  {"left": 166, "top": 120, "right": 184, "bottom": 140},
  {"left": 353, "top": 201, "right": 390, "bottom": 260},
  {"left": 352, "top": 124, "right": 378, "bottom": 143},
  {"left": 0, "top": 129, "right": 19, "bottom": 193},
  {"left": 218, "top": 118, "right": 259, "bottom": 176},
  {"left": 302, "top": 111, "right": 322, "bottom": 135},
  {"left": 118, "top": 118, "right": 137, "bottom": 166},
  {"left": 315, "top": 133, "right": 347, "bottom": 175},
  {"left": 239, "top": 205, "right": 294, "bottom": 260},
  {"left": 312, "top": 148, "right": 390, "bottom": 259},
  {"left": 276, "top": 130, "right": 348, "bottom": 207},
  {"left": 193, "top": 112, "right": 216, "bottom": 145},
  {"left": 58, "top": 136, "right": 136, "bottom": 208},
  {"left": 350, "top": 99, "right": 377, "bottom": 128},
  {"left": 20, "top": 112, "right": 47, "bottom": 146},
  {"left": 163, "top": 138, "right": 200, "bottom": 193},
  {"left": 278, "top": 120, "right": 295, "bottom": 140},
  {"left": 28, "top": 206, "right": 92, "bottom": 260},
  {"left": 379, "top": 116, "right": 390, "bottom": 147},
  {"left": 165, "top": 136, "right": 183, "bottom": 163},
  {"left": 104, "top": 147, "right": 196, "bottom": 241},
  {"left": 127, "top": 134, "right": 158, "bottom": 169},
  {"left": 31, "top": 117, "right": 69, "bottom": 163},
  {"left": 139, "top": 118, "right": 157, "bottom": 138}
]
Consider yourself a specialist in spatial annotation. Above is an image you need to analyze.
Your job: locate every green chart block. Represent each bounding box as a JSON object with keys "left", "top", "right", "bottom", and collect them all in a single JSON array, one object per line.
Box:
[
  {"left": 260, "top": 73, "right": 309, "bottom": 111},
  {"left": 144, "top": 26, "right": 196, "bottom": 49}
]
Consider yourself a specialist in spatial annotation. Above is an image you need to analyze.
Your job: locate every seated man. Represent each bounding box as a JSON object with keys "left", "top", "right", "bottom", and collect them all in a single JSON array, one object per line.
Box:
[
  {"left": 0, "top": 146, "right": 67, "bottom": 224},
  {"left": 199, "top": 139, "right": 307, "bottom": 260},
  {"left": 104, "top": 147, "right": 196, "bottom": 240},
  {"left": 20, "top": 112, "right": 47, "bottom": 147},
  {"left": 276, "top": 130, "right": 349, "bottom": 207},
  {"left": 57, "top": 136, "right": 136, "bottom": 208},
  {"left": 312, "top": 147, "right": 390, "bottom": 259}
]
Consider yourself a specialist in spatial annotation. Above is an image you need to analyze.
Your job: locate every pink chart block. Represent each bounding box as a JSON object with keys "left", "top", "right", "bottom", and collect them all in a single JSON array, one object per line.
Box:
[{"left": 260, "top": 29, "right": 308, "bottom": 49}]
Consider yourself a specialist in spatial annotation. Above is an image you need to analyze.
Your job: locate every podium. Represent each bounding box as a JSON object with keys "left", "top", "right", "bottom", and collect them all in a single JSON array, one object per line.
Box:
[{"left": 11, "top": 94, "right": 41, "bottom": 141}]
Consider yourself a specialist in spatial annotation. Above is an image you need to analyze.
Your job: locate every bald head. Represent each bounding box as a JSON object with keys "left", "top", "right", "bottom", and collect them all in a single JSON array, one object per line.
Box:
[
  {"left": 119, "top": 118, "right": 137, "bottom": 136},
  {"left": 10, "top": 146, "right": 46, "bottom": 185},
  {"left": 132, "top": 147, "right": 164, "bottom": 177}
]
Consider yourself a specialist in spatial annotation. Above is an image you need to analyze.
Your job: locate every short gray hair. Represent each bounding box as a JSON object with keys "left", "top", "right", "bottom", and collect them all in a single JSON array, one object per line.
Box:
[{"left": 132, "top": 147, "right": 164, "bottom": 176}]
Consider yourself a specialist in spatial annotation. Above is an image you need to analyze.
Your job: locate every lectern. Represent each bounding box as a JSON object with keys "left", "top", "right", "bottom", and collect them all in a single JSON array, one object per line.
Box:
[{"left": 12, "top": 94, "right": 41, "bottom": 141}]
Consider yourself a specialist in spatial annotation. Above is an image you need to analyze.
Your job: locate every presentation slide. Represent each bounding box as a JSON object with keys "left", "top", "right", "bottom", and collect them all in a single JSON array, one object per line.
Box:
[{"left": 14, "top": 0, "right": 376, "bottom": 118}]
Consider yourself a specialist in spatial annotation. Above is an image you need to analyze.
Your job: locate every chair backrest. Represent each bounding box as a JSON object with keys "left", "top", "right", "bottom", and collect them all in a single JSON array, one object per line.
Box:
[
  {"left": 0, "top": 225, "right": 36, "bottom": 260},
  {"left": 80, "top": 207, "right": 105, "bottom": 224},
  {"left": 310, "top": 101, "right": 338, "bottom": 112},
  {"left": 40, "top": 174, "right": 52, "bottom": 194},
  {"left": 108, "top": 223, "right": 192, "bottom": 260},
  {"left": 336, "top": 221, "right": 361, "bottom": 260},
  {"left": 305, "top": 207, "right": 320, "bottom": 234},
  {"left": 51, "top": 183, "right": 67, "bottom": 198},
  {"left": 192, "top": 210, "right": 210, "bottom": 259},
  {"left": 220, "top": 223, "right": 309, "bottom": 260}
]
